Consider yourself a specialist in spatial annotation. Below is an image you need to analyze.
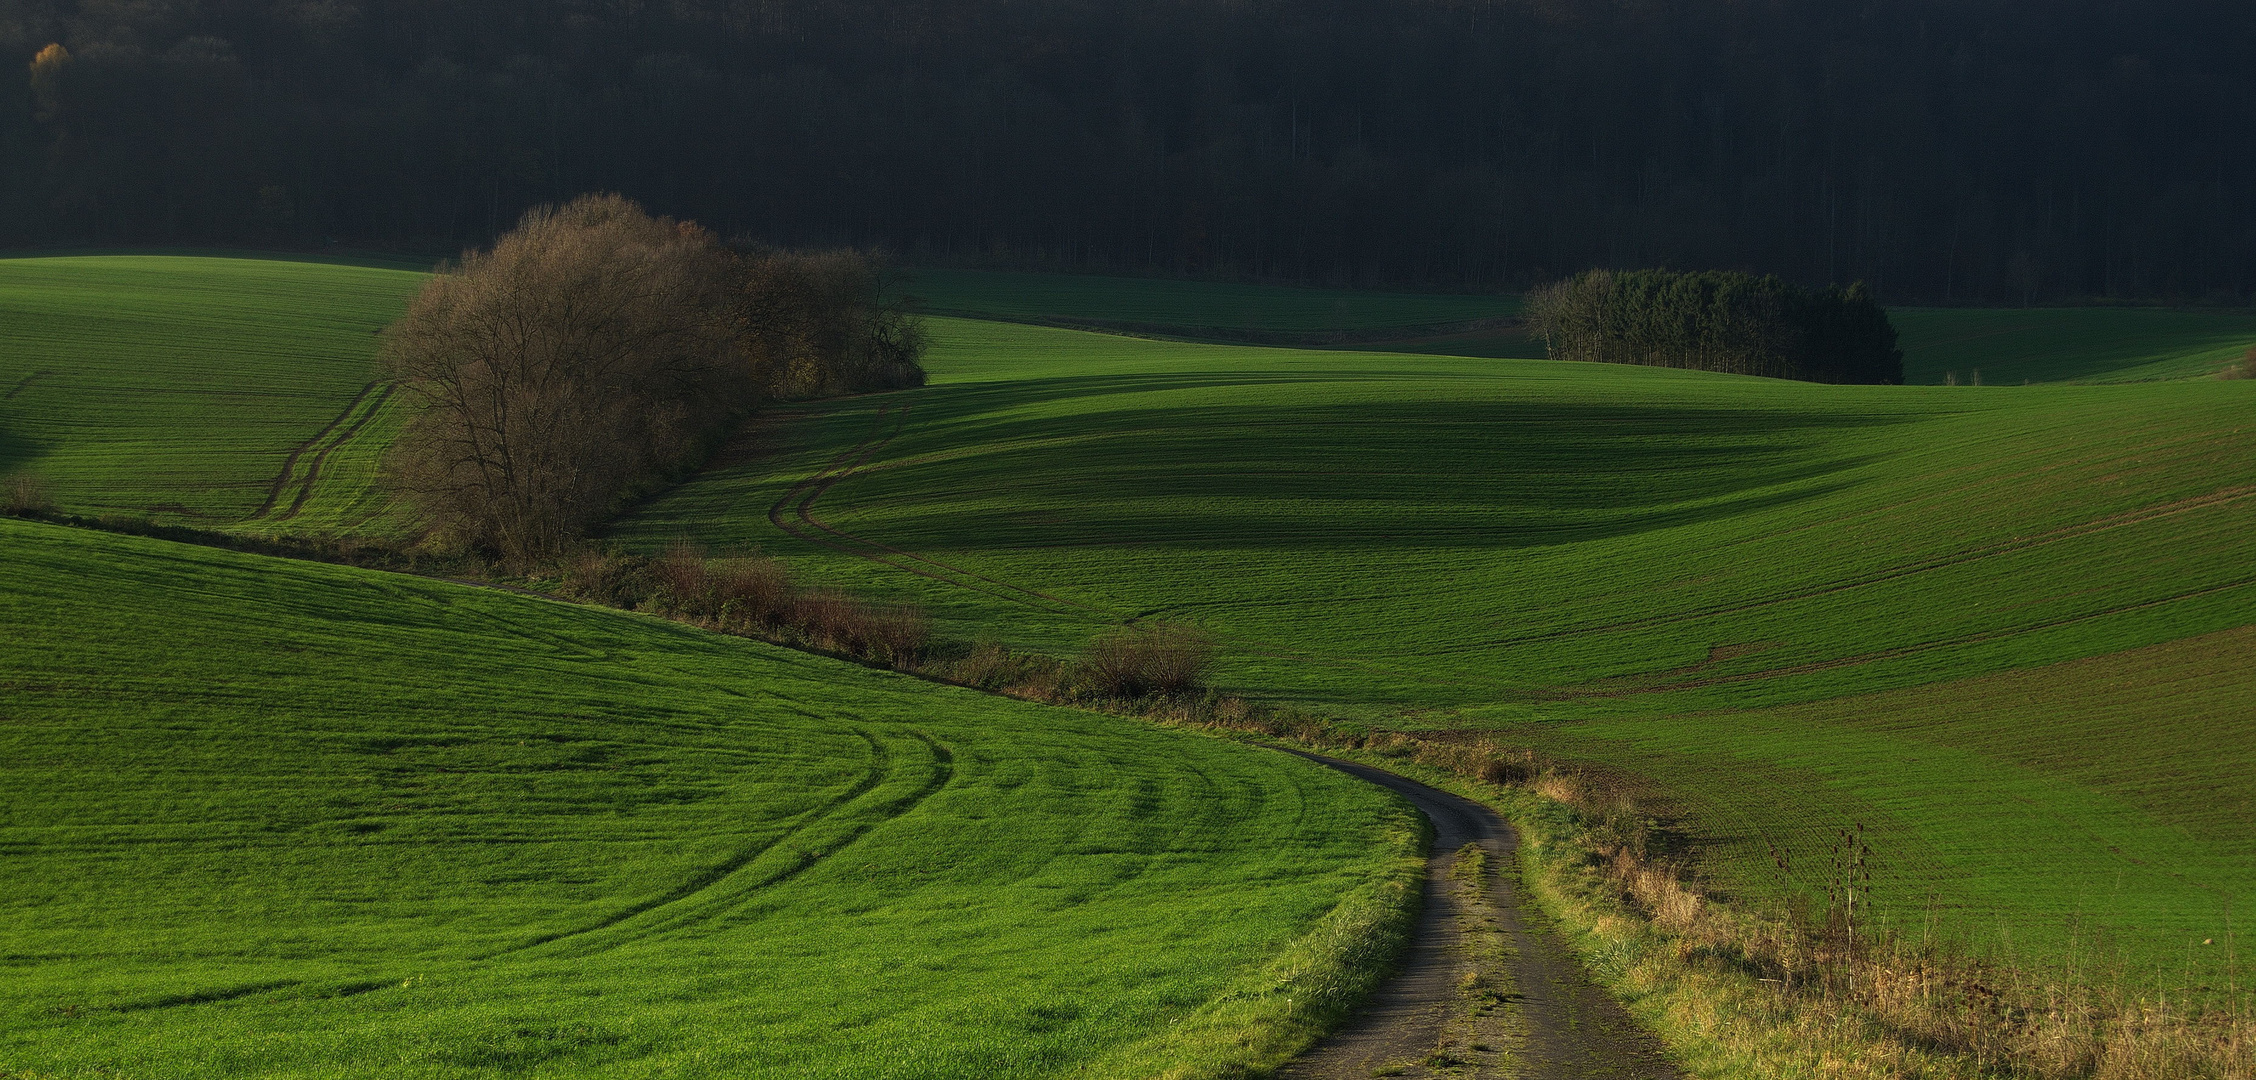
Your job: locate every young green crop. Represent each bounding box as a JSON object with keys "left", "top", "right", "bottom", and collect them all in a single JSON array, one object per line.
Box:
[
  {"left": 1892, "top": 305, "right": 2256, "bottom": 384},
  {"left": 0, "top": 255, "right": 422, "bottom": 529},
  {"left": 0, "top": 516, "right": 1418, "bottom": 1078},
  {"left": 615, "top": 315, "right": 2256, "bottom": 991},
  {"left": 908, "top": 269, "right": 1522, "bottom": 332}
]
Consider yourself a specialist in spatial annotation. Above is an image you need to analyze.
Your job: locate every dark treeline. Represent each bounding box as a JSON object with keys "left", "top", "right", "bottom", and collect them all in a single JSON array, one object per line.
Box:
[
  {"left": 1528, "top": 270, "right": 1903, "bottom": 383},
  {"left": 6, "top": 0, "right": 2253, "bottom": 301}
]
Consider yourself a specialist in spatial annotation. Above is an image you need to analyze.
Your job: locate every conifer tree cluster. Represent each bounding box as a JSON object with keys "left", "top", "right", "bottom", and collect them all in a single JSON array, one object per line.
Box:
[{"left": 1527, "top": 270, "right": 1903, "bottom": 385}]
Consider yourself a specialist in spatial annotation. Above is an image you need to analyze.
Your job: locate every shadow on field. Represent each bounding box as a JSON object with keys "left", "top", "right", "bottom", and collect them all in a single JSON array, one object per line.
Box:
[
  {"left": 0, "top": 421, "right": 41, "bottom": 477},
  {"left": 853, "top": 374, "right": 1914, "bottom": 551}
]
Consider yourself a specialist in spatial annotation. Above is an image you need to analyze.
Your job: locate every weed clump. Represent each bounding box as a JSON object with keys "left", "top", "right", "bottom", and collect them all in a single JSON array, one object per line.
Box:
[
  {"left": 558, "top": 542, "right": 928, "bottom": 667},
  {"left": 4, "top": 473, "right": 51, "bottom": 516},
  {"left": 1075, "top": 623, "right": 1215, "bottom": 698}
]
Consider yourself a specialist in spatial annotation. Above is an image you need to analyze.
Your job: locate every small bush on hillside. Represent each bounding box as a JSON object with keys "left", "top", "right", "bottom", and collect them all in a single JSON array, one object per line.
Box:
[
  {"left": 557, "top": 548, "right": 658, "bottom": 608},
  {"left": 4, "top": 473, "right": 52, "bottom": 516},
  {"left": 1527, "top": 268, "right": 1903, "bottom": 384},
  {"left": 941, "top": 639, "right": 1072, "bottom": 696},
  {"left": 1076, "top": 623, "right": 1216, "bottom": 698}
]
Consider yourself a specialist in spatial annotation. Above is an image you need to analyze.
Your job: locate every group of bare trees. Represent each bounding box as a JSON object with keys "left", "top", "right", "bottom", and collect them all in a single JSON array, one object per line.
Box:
[{"left": 381, "top": 194, "right": 923, "bottom": 560}]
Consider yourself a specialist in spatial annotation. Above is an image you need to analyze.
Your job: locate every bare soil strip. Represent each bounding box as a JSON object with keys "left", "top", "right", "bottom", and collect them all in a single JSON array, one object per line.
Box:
[{"left": 1280, "top": 753, "right": 1680, "bottom": 1080}]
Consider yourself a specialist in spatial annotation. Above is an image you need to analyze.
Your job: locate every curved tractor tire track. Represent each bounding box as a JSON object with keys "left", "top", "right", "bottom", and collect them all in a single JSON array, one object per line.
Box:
[
  {"left": 244, "top": 380, "right": 395, "bottom": 523},
  {"left": 1281, "top": 753, "right": 1681, "bottom": 1080},
  {"left": 489, "top": 728, "right": 953, "bottom": 960},
  {"left": 768, "top": 404, "right": 1115, "bottom": 620},
  {"left": 2, "top": 369, "right": 53, "bottom": 401}
]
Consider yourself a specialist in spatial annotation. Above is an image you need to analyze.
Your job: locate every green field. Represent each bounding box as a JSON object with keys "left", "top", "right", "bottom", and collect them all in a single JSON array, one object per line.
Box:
[
  {"left": 907, "top": 268, "right": 2256, "bottom": 379},
  {"left": 616, "top": 316, "right": 2256, "bottom": 990},
  {"left": 908, "top": 269, "right": 1522, "bottom": 333},
  {"left": 8, "top": 254, "right": 2255, "bottom": 1054},
  {"left": 0, "top": 515, "right": 1415, "bottom": 1078},
  {"left": 0, "top": 256, "right": 422, "bottom": 531},
  {"left": 1892, "top": 305, "right": 2256, "bottom": 385}
]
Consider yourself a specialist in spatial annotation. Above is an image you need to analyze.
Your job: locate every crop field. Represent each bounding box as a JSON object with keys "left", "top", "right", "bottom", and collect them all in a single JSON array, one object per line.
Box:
[
  {"left": 616, "top": 314, "right": 2256, "bottom": 991},
  {"left": 0, "top": 255, "right": 422, "bottom": 531},
  {"left": 1892, "top": 305, "right": 2256, "bottom": 385},
  {"left": 10, "top": 253, "right": 2254, "bottom": 1021},
  {"left": 0, "top": 515, "right": 1416, "bottom": 1078}
]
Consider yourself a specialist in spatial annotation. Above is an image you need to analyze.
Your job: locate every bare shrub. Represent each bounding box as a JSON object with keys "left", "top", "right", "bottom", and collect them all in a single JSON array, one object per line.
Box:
[
  {"left": 860, "top": 604, "right": 930, "bottom": 665},
  {"left": 653, "top": 541, "right": 714, "bottom": 613},
  {"left": 4, "top": 473, "right": 52, "bottom": 516},
  {"left": 711, "top": 555, "right": 793, "bottom": 630},
  {"left": 556, "top": 548, "right": 656, "bottom": 608},
  {"left": 381, "top": 194, "right": 746, "bottom": 562},
  {"left": 1075, "top": 622, "right": 1216, "bottom": 698}
]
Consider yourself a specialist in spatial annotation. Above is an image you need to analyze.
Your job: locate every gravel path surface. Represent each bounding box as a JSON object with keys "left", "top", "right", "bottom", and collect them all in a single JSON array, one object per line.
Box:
[{"left": 1278, "top": 753, "right": 1681, "bottom": 1080}]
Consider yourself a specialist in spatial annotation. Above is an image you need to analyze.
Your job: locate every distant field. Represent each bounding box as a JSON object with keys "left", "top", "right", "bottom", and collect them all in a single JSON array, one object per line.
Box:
[
  {"left": 911, "top": 268, "right": 2256, "bottom": 378},
  {"left": 1893, "top": 306, "right": 2256, "bottom": 384},
  {"left": 616, "top": 316, "right": 2256, "bottom": 989},
  {"left": 908, "top": 269, "right": 1522, "bottom": 334},
  {"left": 0, "top": 516, "right": 1413, "bottom": 1078},
  {"left": 0, "top": 256, "right": 422, "bottom": 530}
]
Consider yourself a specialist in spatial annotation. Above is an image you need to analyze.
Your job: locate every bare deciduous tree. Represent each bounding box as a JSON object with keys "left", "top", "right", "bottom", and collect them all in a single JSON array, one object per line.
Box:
[
  {"left": 735, "top": 249, "right": 928, "bottom": 399},
  {"left": 381, "top": 194, "right": 744, "bottom": 560}
]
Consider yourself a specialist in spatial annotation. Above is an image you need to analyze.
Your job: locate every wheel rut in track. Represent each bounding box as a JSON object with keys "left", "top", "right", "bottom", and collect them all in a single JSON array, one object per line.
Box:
[
  {"left": 1280, "top": 753, "right": 1679, "bottom": 1080},
  {"left": 245, "top": 380, "right": 395, "bottom": 523}
]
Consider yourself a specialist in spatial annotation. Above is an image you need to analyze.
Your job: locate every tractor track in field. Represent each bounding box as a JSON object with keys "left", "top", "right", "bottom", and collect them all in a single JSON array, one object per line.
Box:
[
  {"left": 245, "top": 380, "right": 394, "bottom": 523},
  {"left": 2, "top": 369, "right": 52, "bottom": 400},
  {"left": 763, "top": 406, "right": 1579, "bottom": 696},
  {"left": 1281, "top": 753, "right": 1680, "bottom": 1080},
  {"left": 487, "top": 728, "right": 953, "bottom": 960},
  {"left": 766, "top": 405, "right": 2256, "bottom": 707},
  {"left": 768, "top": 404, "right": 1115, "bottom": 619}
]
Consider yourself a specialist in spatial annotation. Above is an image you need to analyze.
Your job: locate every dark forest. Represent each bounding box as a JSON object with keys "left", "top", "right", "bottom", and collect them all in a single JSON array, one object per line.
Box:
[{"left": 6, "top": 0, "right": 2252, "bottom": 301}]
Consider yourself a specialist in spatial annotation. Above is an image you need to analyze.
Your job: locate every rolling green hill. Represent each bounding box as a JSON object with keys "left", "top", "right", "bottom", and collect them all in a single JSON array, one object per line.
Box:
[
  {"left": 908, "top": 268, "right": 2256, "bottom": 380},
  {"left": 615, "top": 316, "right": 2256, "bottom": 991},
  {"left": 1892, "top": 306, "right": 2256, "bottom": 385},
  {"left": 908, "top": 269, "right": 1522, "bottom": 334},
  {"left": 0, "top": 255, "right": 422, "bottom": 532},
  {"left": 0, "top": 515, "right": 1415, "bottom": 1078},
  {"left": 10, "top": 254, "right": 2253, "bottom": 1007}
]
